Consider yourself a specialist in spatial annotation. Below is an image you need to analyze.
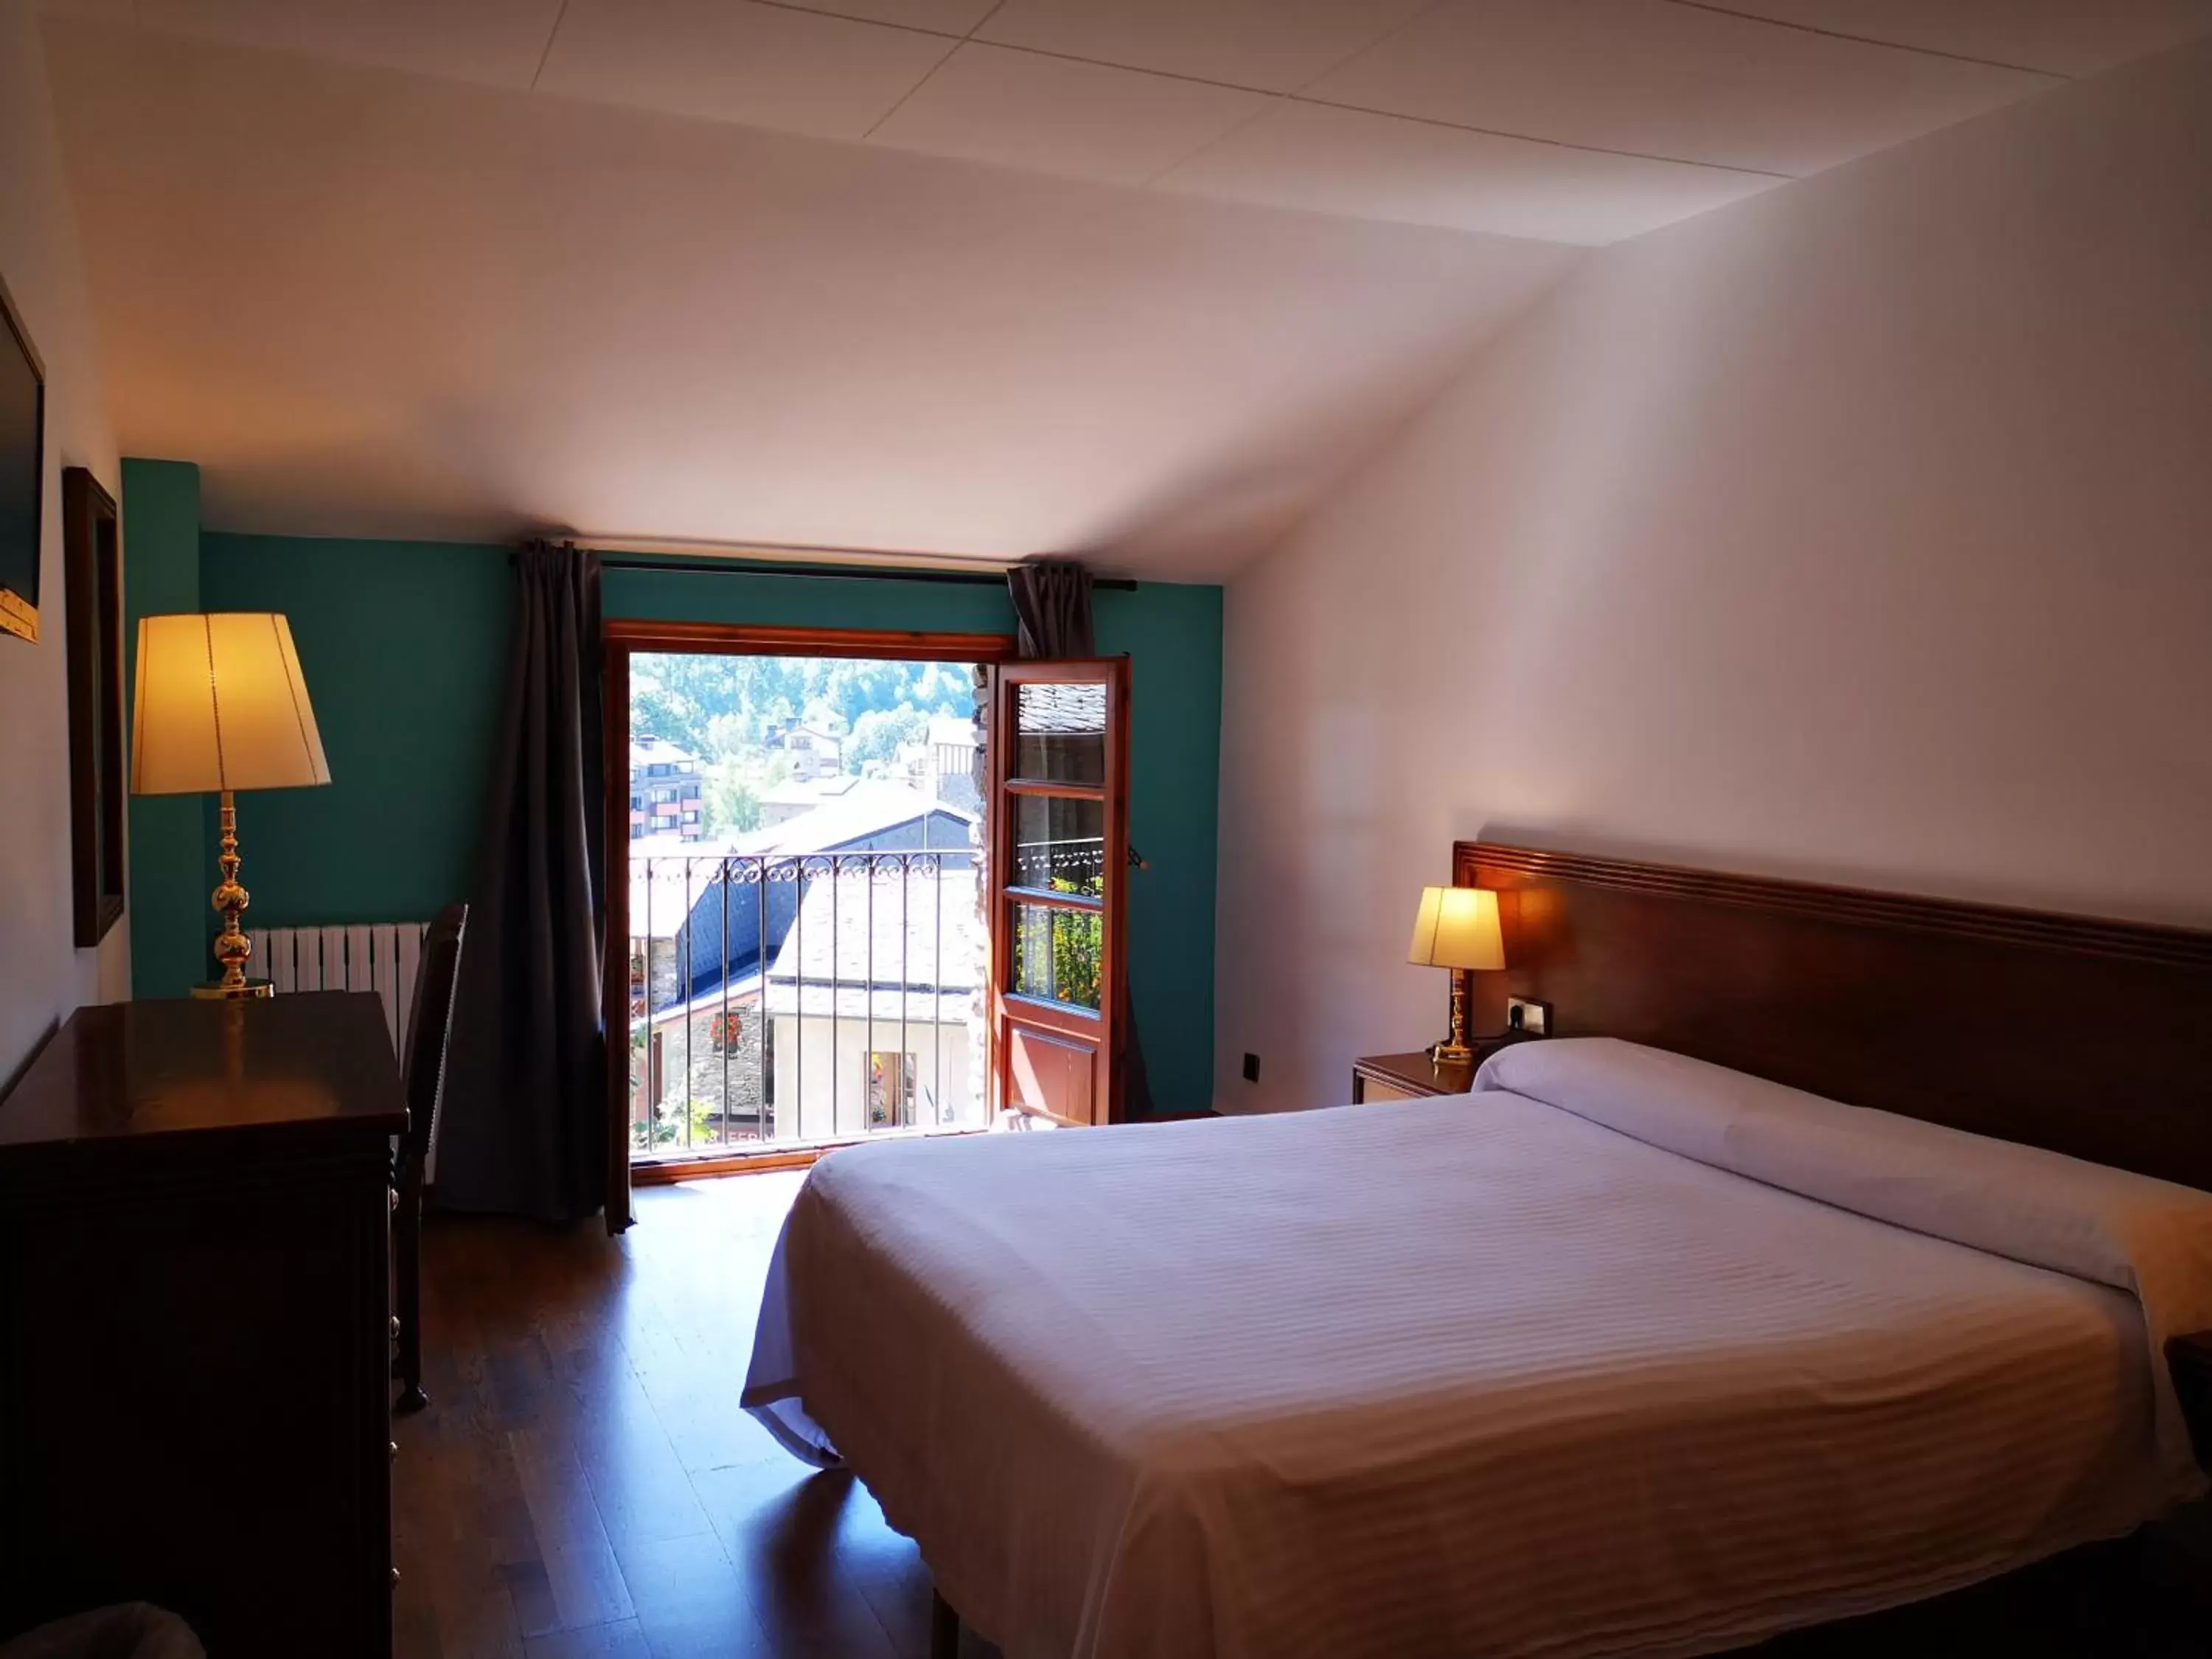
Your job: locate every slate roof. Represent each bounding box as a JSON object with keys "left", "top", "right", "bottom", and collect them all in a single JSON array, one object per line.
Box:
[
  {"left": 762, "top": 866, "right": 980, "bottom": 1023},
  {"left": 731, "top": 781, "right": 975, "bottom": 857}
]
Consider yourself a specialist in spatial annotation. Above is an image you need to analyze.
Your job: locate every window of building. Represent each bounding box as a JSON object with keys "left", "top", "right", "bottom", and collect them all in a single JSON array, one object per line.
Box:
[{"left": 866, "top": 1051, "right": 917, "bottom": 1129}]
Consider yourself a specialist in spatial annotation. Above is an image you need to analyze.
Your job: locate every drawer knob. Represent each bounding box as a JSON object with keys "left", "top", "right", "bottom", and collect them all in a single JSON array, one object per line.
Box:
[
  {"left": 389, "top": 1440, "right": 398, "bottom": 1461},
  {"left": 391, "top": 1568, "right": 400, "bottom": 1587},
  {"left": 388, "top": 1186, "right": 399, "bottom": 1213},
  {"left": 389, "top": 1315, "right": 401, "bottom": 1340}
]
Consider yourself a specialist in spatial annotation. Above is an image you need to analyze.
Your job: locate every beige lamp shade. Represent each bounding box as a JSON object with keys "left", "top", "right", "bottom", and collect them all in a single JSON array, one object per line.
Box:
[
  {"left": 131, "top": 613, "right": 332, "bottom": 796},
  {"left": 1407, "top": 885, "right": 1505, "bottom": 972}
]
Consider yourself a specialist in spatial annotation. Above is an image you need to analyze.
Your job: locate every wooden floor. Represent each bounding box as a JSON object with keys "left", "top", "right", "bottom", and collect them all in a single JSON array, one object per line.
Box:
[
  {"left": 397, "top": 1174, "right": 2209, "bottom": 1659},
  {"left": 395, "top": 1171, "right": 993, "bottom": 1659}
]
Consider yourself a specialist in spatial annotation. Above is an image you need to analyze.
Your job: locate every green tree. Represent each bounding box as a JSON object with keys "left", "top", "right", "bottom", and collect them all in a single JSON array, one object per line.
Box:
[
  {"left": 847, "top": 706, "right": 928, "bottom": 771},
  {"left": 626, "top": 651, "right": 976, "bottom": 787},
  {"left": 704, "top": 766, "right": 762, "bottom": 835},
  {"left": 1049, "top": 878, "right": 1102, "bottom": 1009}
]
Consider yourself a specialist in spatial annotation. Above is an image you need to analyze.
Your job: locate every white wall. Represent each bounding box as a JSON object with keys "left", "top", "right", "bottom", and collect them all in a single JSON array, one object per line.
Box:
[
  {"left": 1214, "top": 35, "right": 2212, "bottom": 1114},
  {"left": 0, "top": 0, "right": 123, "bottom": 1085},
  {"left": 773, "top": 1013, "right": 977, "bottom": 1141}
]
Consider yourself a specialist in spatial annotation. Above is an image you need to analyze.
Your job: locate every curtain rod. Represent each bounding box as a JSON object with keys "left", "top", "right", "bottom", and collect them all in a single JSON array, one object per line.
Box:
[{"left": 592, "top": 552, "right": 1138, "bottom": 591}]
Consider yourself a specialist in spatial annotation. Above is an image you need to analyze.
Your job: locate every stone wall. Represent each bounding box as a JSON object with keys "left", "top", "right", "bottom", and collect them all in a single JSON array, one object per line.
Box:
[
  {"left": 678, "top": 997, "right": 768, "bottom": 1133},
  {"left": 630, "top": 936, "right": 771, "bottom": 1149}
]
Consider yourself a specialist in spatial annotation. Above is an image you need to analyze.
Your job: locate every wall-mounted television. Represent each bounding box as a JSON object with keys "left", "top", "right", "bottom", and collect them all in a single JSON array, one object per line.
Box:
[{"left": 1, "top": 271, "right": 46, "bottom": 644}]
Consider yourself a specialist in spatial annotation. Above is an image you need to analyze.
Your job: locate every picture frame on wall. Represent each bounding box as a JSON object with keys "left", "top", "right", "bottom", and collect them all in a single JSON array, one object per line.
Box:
[
  {"left": 64, "top": 467, "right": 125, "bottom": 945},
  {"left": 0, "top": 270, "right": 44, "bottom": 645}
]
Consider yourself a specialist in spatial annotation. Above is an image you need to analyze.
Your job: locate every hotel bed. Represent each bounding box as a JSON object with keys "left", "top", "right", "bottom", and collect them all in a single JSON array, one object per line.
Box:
[{"left": 744, "top": 844, "right": 2212, "bottom": 1658}]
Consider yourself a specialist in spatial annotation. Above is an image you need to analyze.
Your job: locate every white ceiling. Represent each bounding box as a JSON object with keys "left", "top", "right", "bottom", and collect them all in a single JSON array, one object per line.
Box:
[
  {"left": 41, "top": 0, "right": 2212, "bottom": 243},
  {"left": 41, "top": 20, "right": 1580, "bottom": 574},
  {"left": 33, "top": 1, "right": 2212, "bottom": 575}
]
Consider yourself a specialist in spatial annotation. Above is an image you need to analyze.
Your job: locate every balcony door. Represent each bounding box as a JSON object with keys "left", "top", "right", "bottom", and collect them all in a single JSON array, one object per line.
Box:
[
  {"left": 600, "top": 619, "right": 1018, "bottom": 1225},
  {"left": 987, "top": 659, "right": 1130, "bottom": 1127}
]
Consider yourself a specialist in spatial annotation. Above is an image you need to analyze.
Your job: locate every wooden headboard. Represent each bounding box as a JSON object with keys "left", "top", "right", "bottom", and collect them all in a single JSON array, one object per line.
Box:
[{"left": 1455, "top": 841, "right": 2212, "bottom": 1192}]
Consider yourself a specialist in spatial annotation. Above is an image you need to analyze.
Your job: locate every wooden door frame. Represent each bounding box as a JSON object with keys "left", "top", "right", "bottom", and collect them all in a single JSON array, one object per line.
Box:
[
  {"left": 599, "top": 619, "right": 1020, "bottom": 1222},
  {"left": 605, "top": 619, "right": 1019, "bottom": 662}
]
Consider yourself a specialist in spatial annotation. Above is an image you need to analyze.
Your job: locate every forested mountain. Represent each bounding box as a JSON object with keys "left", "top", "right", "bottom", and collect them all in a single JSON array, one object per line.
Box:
[{"left": 630, "top": 651, "right": 977, "bottom": 833}]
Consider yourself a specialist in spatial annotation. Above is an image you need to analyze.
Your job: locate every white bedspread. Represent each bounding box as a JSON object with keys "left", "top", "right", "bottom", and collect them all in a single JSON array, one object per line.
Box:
[{"left": 744, "top": 1040, "right": 2212, "bottom": 1659}]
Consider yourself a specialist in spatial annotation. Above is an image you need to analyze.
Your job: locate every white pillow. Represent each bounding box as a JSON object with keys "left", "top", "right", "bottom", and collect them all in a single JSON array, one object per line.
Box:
[{"left": 1478, "top": 1037, "right": 2212, "bottom": 1495}]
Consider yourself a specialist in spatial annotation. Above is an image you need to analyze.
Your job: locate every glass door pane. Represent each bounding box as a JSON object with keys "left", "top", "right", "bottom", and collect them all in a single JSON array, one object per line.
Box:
[
  {"left": 1010, "top": 793, "right": 1107, "bottom": 897},
  {"left": 1012, "top": 901, "right": 1103, "bottom": 1010},
  {"left": 1014, "top": 681, "right": 1107, "bottom": 782}
]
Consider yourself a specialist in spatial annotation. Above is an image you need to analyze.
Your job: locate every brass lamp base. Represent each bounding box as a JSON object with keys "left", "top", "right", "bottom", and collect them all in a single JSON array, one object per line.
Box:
[
  {"left": 1429, "top": 970, "right": 1475, "bottom": 1064},
  {"left": 192, "top": 978, "right": 274, "bottom": 1001},
  {"left": 201, "top": 790, "right": 273, "bottom": 998}
]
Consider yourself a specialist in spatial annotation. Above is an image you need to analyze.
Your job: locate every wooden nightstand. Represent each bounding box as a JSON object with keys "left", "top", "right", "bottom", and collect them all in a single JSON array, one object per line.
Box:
[
  {"left": 1352, "top": 1051, "right": 1470, "bottom": 1103},
  {"left": 1345, "top": 1043, "right": 1494, "bottom": 1103}
]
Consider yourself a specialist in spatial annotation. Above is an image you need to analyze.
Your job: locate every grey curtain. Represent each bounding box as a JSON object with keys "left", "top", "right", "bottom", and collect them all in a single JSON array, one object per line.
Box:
[
  {"left": 437, "top": 541, "right": 608, "bottom": 1222},
  {"left": 1005, "top": 558, "right": 1155, "bottom": 1119},
  {"left": 1007, "top": 558, "right": 1095, "bottom": 657}
]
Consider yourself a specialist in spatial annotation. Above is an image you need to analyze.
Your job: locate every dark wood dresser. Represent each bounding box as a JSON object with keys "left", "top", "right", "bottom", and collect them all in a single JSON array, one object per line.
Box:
[{"left": 0, "top": 992, "right": 404, "bottom": 1658}]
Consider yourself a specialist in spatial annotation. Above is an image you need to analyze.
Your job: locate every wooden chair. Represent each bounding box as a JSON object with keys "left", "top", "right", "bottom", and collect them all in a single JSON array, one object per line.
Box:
[{"left": 393, "top": 903, "right": 467, "bottom": 1416}]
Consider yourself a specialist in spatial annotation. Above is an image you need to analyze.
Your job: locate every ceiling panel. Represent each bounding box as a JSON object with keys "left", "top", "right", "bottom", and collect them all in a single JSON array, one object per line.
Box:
[
  {"left": 133, "top": 0, "right": 563, "bottom": 88},
  {"left": 41, "top": 0, "right": 2188, "bottom": 259},
  {"left": 1709, "top": 0, "right": 2212, "bottom": 79},
  {"left": 1161, "top": 100, "right": 1776, "bottom": 244},
  {"left": 1306, "top": 0, "right": 2052, "bottom": 176},
  {"left": 773, "top": 0, "right": 1001, "bottom": 37},
  {"left": 538, "top": 0, "right": 952, "bottom": 140},
  {"left": 977, "top": 0, "right": 1433, "bottom": 94},
  {"left": 871, "top": 44, "right": 1271, "bottom": 186}
]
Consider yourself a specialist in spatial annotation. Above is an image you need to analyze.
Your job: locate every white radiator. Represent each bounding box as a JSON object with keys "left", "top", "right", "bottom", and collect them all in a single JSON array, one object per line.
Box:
[{"left": 246, "top": 921, "right": 431, "bottom": 1055}]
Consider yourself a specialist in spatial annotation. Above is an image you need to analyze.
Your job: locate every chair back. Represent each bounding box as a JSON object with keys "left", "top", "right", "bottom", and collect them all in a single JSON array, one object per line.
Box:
[{"left": 400, "top": 904, "right": 468, "bottom": 1171}]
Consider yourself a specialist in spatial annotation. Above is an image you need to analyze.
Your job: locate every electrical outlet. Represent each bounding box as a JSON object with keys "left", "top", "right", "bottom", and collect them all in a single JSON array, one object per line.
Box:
[
  {"left": 1506, "top": 997, "right": 1551, "bottom": 1036},
  {"left": 1242, "top": 1052, "right": 1261, "bottom": 1082}
]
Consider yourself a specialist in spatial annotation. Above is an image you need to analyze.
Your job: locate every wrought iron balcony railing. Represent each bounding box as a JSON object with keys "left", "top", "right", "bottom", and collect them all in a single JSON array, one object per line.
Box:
[{"left": 627, "top": 849, "right": 984, "bottom": 1160}]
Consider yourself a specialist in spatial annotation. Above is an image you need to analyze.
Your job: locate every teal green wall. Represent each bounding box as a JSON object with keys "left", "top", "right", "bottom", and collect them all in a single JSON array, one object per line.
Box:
[
  {"left": 145, "top": 525, "right": 1223, "bottom": 1115},
  {"left": 120, "top": 460, "right": 208, "bottom": 1000},
  {"left": 198, "top": 535, "right": 514, "bottom": 931},
  {"left": 1098, "top": 582, "right": 1222, "bottom": 1119}
]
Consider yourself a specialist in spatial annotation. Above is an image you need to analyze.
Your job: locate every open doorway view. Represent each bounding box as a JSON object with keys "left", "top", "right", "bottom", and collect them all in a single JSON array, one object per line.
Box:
[{"left": 625, "top": 650, "right": 989, "bottom": 1164}]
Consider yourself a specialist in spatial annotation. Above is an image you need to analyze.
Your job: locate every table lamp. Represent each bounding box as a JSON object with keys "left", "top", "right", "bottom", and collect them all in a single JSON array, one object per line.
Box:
[
  {"left": 1406, "top": 884, "right": 1504, "bottom": 1062},
  {"left": 131, "top": 613, "right": 331, "bottom": 998}
]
